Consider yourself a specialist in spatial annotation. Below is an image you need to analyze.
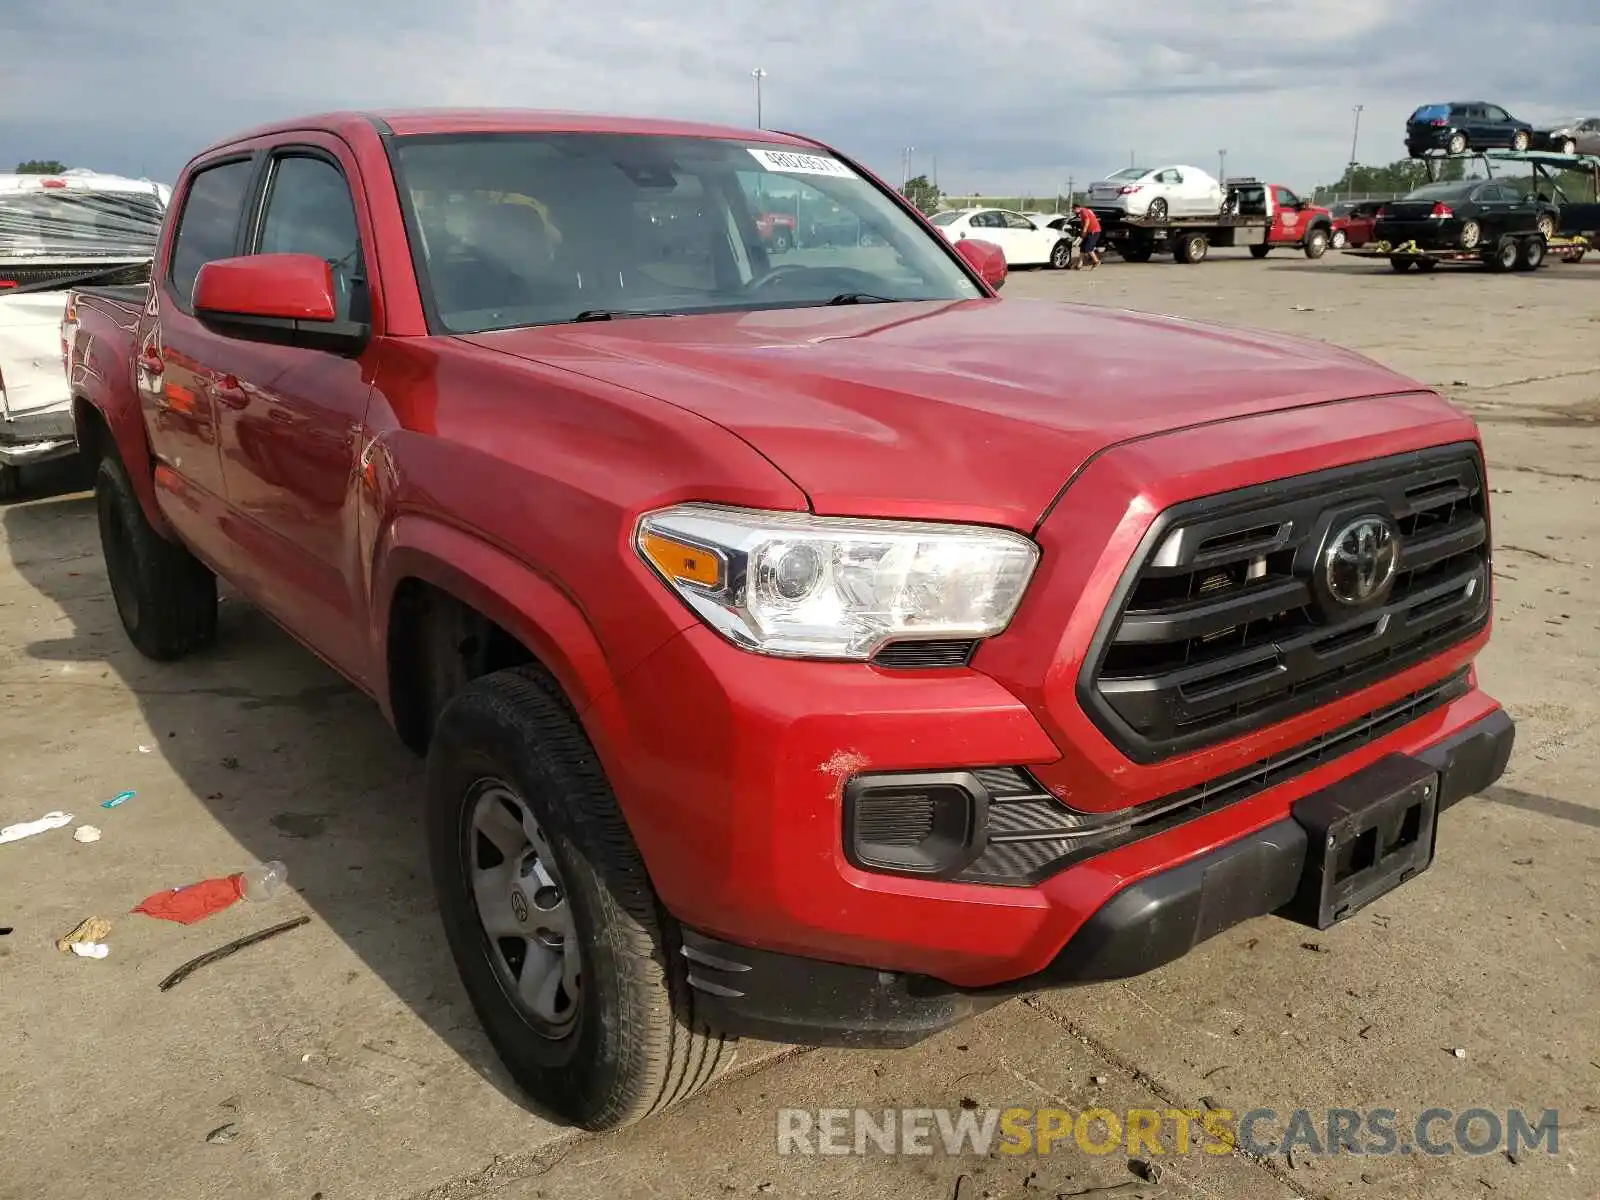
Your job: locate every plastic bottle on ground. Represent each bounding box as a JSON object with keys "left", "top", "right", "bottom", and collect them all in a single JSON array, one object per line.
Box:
[{"left": 238, "top": 861, "right": 289, "bottom": 902}]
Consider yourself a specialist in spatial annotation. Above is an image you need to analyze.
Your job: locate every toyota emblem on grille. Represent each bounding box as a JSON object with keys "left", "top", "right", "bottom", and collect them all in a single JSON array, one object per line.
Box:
[{"left": 1324, "top": 516, "right": 1399, "bottom": 606}]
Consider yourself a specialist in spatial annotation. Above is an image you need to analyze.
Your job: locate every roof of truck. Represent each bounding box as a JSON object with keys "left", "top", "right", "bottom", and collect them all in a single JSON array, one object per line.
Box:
[{"left": 200, "top": 109, "right": 820, "bottom": 156}]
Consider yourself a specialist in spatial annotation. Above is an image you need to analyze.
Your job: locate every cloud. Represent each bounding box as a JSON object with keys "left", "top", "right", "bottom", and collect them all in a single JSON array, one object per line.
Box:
[{"left": 1, "top": 0, "right": 1595, "bottom": 194}]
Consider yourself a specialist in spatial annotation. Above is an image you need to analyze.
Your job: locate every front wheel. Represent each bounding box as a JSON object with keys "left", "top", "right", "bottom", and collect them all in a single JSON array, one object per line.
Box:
[
  {"left": 1303, "top": 227, "right": 1330, "bottom": 259},
  {"left": 1049, "top": 239, "right": 1072, "bottom": 269},
  {"left": 1486, "top": 236, "right": 1520, "bottom": 272},
  {"left": 1511, "top": 130, "right": 1531, "bottom": 152},
  {"left": 1331, "top": 229, "right": 1348, "bottom": 249},
  {"left": 1517, "top": 235, "right": 1546, "bottom": 271},
  {"left": 1561, "top": 138, "right": 1577, "bottom": 155},
  {"left": 427, "top": 666, "right": 728, "bottom": 1130},
  {"left": 769, "top": 230, "right": 791, "bottom": 253},
  {"left": 95, "top": 454, "right": 217, "bottom": 660},
  {"left": 1536, "top": 214, "right": 1556, "bottom": 240}
]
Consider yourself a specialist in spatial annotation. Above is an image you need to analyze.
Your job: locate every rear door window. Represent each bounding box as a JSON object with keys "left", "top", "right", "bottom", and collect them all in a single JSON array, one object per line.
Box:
[{"left": 168, "top": 159, "right": 254, "bottom": 309}]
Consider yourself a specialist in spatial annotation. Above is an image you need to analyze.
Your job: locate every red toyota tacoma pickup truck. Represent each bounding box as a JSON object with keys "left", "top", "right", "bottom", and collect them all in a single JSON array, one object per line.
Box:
[{"left": 64, "top": 110, "right": 1512, "bottom": 1131}]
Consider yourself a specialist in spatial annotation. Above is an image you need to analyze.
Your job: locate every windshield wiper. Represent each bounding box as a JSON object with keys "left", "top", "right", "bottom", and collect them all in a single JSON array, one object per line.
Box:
[{"left": 824, "top": 292, "right": 898, "bottom": 306}]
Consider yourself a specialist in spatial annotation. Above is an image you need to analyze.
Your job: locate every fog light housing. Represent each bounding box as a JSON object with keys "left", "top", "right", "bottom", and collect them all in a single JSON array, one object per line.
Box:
[{"left": 844, "top": 771, "right": 989, "bottom": 877}]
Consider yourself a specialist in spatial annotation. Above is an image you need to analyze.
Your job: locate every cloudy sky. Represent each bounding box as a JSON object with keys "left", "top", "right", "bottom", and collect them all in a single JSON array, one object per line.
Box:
[{"left": 2, "top": 0, "right": 1595, "bottom": 196}]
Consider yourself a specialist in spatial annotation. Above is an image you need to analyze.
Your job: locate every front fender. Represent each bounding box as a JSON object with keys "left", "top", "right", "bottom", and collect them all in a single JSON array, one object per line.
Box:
[{"left": 371, "top": 513, "right": 621, "bottom": 724}]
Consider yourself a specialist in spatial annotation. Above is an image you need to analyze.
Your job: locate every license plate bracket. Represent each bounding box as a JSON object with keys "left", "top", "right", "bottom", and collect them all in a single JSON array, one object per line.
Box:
[{"left": 1283, "top": 753, "right": 1440, "bottom": 929}]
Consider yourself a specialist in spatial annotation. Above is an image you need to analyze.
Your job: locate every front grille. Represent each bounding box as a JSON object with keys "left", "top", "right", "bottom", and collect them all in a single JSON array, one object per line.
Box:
[
  {"left": 955, "top": 670, "right": 1469, "bottom": 886},
  {"left": 1079, "top": 444, "right": 1490, "bottom": 764},
  {"left": 872, "top": 639, "right": 977, "bottom": 669}
]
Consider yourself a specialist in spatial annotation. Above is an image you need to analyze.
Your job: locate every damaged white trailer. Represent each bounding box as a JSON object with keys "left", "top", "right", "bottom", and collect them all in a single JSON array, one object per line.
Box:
[{"left": 0, "top": 169, "right": 168, "bottom": 498}]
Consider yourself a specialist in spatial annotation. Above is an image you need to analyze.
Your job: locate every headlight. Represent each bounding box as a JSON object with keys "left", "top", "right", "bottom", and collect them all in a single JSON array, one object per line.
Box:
[{"left": 634, "top": 504, "right": 1040, "bottom": 659}]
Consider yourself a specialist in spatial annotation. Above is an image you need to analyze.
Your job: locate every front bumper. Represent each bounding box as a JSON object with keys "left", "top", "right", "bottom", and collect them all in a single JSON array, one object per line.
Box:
[
  {"left": 0, "top": 405, "right": 77, "bottom": 467},
  {"left": 681, "top": 707, "right": 1513, "bottom": 1047}
]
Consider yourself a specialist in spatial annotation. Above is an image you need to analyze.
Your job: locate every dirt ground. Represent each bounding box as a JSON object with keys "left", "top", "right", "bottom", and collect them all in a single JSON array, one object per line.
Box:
[{"left": 1, "top": 247, "right": 1596, "bottom": 1200}]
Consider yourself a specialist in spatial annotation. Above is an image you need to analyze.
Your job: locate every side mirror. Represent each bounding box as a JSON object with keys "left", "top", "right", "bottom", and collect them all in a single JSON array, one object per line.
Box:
[
  {"left": 193, "top": 253, "right": 367, "bottom": 354},
  {"left": 955, "top": 237, "right": 1007, "bottom": 292}
]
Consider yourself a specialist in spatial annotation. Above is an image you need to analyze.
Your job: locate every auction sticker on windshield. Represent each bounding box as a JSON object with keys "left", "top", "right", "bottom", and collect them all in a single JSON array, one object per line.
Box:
[{"left": 747, "top": 148, "right": 857, "bottom": 178}]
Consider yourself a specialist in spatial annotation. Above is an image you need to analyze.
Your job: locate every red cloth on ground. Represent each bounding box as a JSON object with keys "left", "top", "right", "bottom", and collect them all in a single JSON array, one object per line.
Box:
[{"left": 133, "top": 874, "right": 245, "bottom": 924}]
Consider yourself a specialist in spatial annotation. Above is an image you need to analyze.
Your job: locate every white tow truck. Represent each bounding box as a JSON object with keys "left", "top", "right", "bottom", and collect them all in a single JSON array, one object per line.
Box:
[{"left": 0, "top": 169, "right": 168, "bottom": 498}]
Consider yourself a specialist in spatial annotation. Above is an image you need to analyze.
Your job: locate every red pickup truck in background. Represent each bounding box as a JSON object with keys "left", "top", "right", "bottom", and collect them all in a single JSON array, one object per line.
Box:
[{"left": 65, "top": 109, "right": 1512, "bottom": 1131}]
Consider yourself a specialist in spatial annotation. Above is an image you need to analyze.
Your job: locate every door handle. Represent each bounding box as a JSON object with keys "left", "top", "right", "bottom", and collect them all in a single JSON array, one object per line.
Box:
[{"left": 212, "top": 374, "right": 249, "bottom": 410}]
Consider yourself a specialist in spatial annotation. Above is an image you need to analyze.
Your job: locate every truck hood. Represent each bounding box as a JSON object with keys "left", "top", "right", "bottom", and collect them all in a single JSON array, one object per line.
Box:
[{"left": 460, "top": 298, "right": 1425, "bottom": 530}]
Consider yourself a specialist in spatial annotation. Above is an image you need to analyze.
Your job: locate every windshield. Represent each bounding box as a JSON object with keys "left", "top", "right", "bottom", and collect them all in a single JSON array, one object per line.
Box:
[
  {"left": 391, "top": 133, "right": 983, "bottom": 333},
  {"left": 1107, "top": 168, "right": 1149, "bottom": 181},
  {"left": 929, "top": 210, "right": 963, "bottom": 226},
  {"left": 0, "top": 189, "right": 164, "bottom": 259},
  {"left": 1403, "top": 181, "right": 1476, "bottom": 201}
]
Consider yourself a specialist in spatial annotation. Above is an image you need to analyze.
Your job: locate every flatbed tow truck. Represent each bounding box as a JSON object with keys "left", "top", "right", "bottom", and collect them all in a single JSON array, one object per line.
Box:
[
  {"left": 1344, "top": 232, "right": 1588, "bottom": 272},
  {"left": 1093, "top": 178, "right": 1335, "bottom": 264}
]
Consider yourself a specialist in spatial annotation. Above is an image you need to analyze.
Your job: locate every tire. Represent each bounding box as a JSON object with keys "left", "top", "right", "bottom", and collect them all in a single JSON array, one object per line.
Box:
[
  {"left": 1331, "top": 229, "right": 1348, "bottom": 249},
  {"left": 426, "top": 666, "right": 728, "bottom": 1131},
  {"left": 1389, "top": 257, "right": 1414, "bottom": 272},
  {"left": 1049, "top": 239, "right": 1072, "bottom": 269},
  {"left": 1487, "top": 237, "right": 1519, "bottom": 272},
  {"left": 1458, "top": 220, "right": 1482, "bottom": 251},
  {"left": 1172, "top": 232, "right": 1208, "bottom": 264},
  {"left": 1146, "top": 197, "right": 1169, "bottom": 222},
  {"left": 95, "top": 454, "right": 217, "bottom": 660},
  {"left": 1414, "top": 259, "right": 1439, "bottom": 272},
  {"left": 1511, "top": 130, "right": 1531, "bottom": 152},
  {"left": 0, "top": 464, "right": 20, "bottom": 503},
  {"left": 1303, "top": 227, "right": 1330, "bottom": 259},
  {"left": 1120, "top": 245, "right": 1154, "bottom": 263},
  {"left": 1448, "top": 132, "right": 1468, "bottom": 155},
  {"left": 1561, "top": 139, "right": 1577, "bottom": 155},
  {"left": 770, "top": 230, "right": 791, "bottom": 253},
  {"left": 1249, "top": 245, "right": 1271, "bottom": 259},
  {"left": 1536, "top": 214, "right": 1556, "bottom": 240},
  {"left": 1517, "top": 235, "right": 1546, "bottom": 271}
]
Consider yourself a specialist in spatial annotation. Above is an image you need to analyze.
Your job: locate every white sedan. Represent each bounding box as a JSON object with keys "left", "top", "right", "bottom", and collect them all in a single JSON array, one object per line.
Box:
[
  {"left": 1085, "top": 165, "right": 1226, "bottom": 221},
  {"left": 929, "top": 207, "right": 1072, "bottom": 268}
]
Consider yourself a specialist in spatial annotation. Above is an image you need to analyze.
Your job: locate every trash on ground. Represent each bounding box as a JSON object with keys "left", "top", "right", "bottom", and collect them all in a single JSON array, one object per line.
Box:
[
  {"left": 73, "top": 825, "right": 102, "bottom": 844},
  {"left": 1451, "top": 1047, "right": 1467, "bottom": 1059},
  {"left": 1091, "top": 1074, "right": 1108, "bottom": 1085},
  {"left": 1, "top": 810, "right": 73, "bottom": 845},
  {"left": 205, "top": 1123, "right": 239, "bottom": 1145},
  {"left": 134, "top": 875, "right": 246, "bottom": 924},
  {"left": 69, "top": 941, "right": 109, "bottom": 959},
  {"left": 138, "top": 745, "right": 153, "bottom": 754},
  {"left": 1128, "top": 1159, "right": 1163, "bottom": 1183},
  {"left": 56, "top": 916, "right": 112, "bottom": 953},
  {"left": 239, "top": 861, "right": 289, "bottom": 902},
  {"left": 158, "top": 915, "right": 311, "bottom": 992},
  {"left": 101, "top": 791, "right": 135, "bottom": 810}
]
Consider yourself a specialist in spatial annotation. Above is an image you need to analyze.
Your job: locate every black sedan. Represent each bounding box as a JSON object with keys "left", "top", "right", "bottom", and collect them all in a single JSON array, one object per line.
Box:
[
  {"left": 1406, "top": 102, "right": 1533, "bottom": 157},
  {"left": 1374, "top": 179, "right": 1543, "bottom": 252}
]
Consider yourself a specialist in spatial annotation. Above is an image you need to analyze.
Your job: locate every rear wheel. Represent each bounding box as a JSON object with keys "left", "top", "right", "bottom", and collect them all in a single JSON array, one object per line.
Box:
[
  {"left": 1561, "top": 138, "right": 1577, "bottom": 155},
  {"left": 1173, "top": 232, "right": 1208, "bottom": 263},
  {"left": 1146, "top": 197, "right": 1169, "bottom": 222},
  {"left": 427, "top": 666, "right": 728, "bottom": 1130},
  {"left": 1120, "top": 245, "right": 1154, "bottom": 263},
  {"left": 1248, "top": 244, "right": 1271, "bottom": 259},
  {"left": 1331, "top": 229, "right": 1348, "bottom": 249},
  {"left": 1049, "top": 239, "right": 1072, "bottom": 269},
  {"left": 1458, "top": 220, "right": 1483, "bottom": 250},
  {"left": 769, "top": 229, "right": 791, "bottom": 253},
  {"left": 1486, "top": 236, "right": 1520, "bottom": 272},
  {"left": 1448, "top": 132, "right": 1468, "bottom": 155},
  {"left": 1303, "top": 227, "right": 1330, "bottom": 259},
  {"left": 1517, "top": 235, "right": 1546, "bottom": 271},
  {"left": 95, "top": 454, "right": 217, "bottom": 660},
  {"left": 1536, "top": 214, "right": 1556, "bottom": 240},
  {"left": 1511, "top": 130, "right": 1531, "bottom": 152},
  {"left": 1413, "top": 259, "right": 1439, "bottom": 272}
]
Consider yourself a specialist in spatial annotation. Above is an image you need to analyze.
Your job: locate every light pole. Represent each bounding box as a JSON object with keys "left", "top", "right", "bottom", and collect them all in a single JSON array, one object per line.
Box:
[
  {"left": 1349, "top": 104, "right": 1364, "bottom": 195},
  {"left": 902, "top": 145, "right": 916, "bottom": 190},
  {"left": 751, "top": 67, "right": 767, "bottom": 129},
  {"left": 1218, "top": 149, "right": 1228, "bottom": 183}
]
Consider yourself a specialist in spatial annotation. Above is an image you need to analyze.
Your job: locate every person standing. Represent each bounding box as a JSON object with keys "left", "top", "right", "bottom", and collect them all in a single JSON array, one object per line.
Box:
[{"left": 1075, "top": 204, "right": 1102, "bottom": 269}]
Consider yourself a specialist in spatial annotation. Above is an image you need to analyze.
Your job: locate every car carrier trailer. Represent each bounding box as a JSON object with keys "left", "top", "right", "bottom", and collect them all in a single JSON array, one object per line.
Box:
[{"left": 1344, "top": 232, "right": 1588, "bottom": 272}]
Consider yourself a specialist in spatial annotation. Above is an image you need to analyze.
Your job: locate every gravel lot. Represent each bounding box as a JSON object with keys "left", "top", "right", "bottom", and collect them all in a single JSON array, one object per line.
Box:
[{"left": 1, "top": 247, "right": 1596, "bottom": 1200}]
